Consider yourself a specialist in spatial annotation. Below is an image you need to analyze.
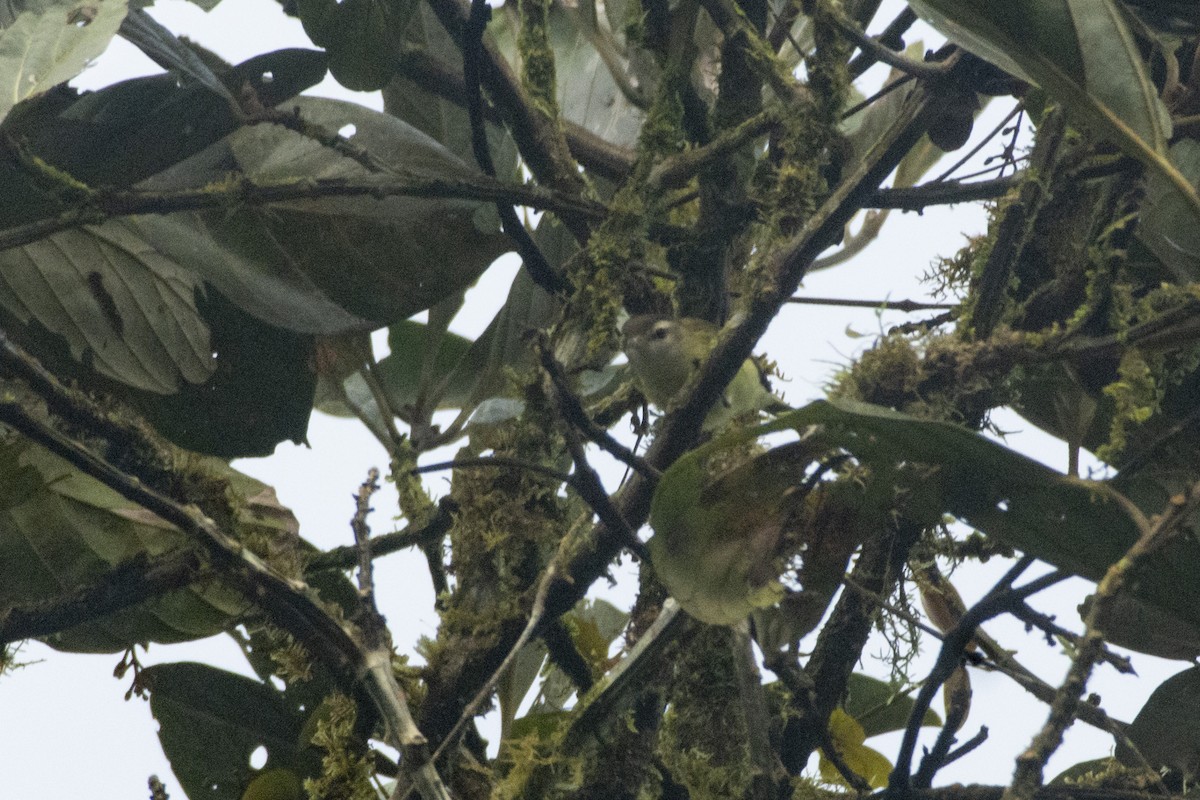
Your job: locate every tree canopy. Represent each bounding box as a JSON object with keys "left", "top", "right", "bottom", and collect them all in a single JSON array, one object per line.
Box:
[{"left": 5, "top": 0, "right": 1200, "bottom": 799}]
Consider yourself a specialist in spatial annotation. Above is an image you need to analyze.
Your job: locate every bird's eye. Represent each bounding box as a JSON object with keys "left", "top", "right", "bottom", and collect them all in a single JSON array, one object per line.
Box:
[{"left": 652, "top": 324, "right": 671, "bottom": 340}]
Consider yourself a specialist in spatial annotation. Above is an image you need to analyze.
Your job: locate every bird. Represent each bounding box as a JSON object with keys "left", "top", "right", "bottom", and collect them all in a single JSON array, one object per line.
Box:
[{"left": 621, "top": 314, "right": 788, "bottom": 430}]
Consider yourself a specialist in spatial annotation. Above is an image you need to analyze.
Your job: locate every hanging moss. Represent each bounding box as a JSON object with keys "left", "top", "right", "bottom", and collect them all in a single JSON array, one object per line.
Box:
[
  {"left": 303, "top": 694, "right": 376, "bottom": 800},
  {"left": 518, "top": 0, "right": 561, "bottom": 119}
]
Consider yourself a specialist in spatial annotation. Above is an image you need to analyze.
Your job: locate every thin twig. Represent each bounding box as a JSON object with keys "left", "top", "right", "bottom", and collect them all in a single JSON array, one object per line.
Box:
[
  {"left": 463, "top": 0, "right": 569, "bottom": 296},
  {"left": 1005, "top": 481, "right": 1200, "bottom": 800},
  {"left": 828, "top": 7, "right": 949, "bottom": 82},
  {"left": 536, "top": 340, "right": 659, "bottom": 481},
  {"left": 0, "top": 174, "right": 608, "bottom": 256},
  {"left": 307, "top": 498, "right": 457, "bottom": 572},
  {"left": 890, "top": 559, "right": 1067, "bottom": 792},
  {"left": 352, "top": 468, "right": 382, "bottom": 603},
  {"left": 785, "top": 295, "right": 956, "bottom": 312},
  {"left": 1010, "top": 601, "right": 1134, "bottom": 675}
]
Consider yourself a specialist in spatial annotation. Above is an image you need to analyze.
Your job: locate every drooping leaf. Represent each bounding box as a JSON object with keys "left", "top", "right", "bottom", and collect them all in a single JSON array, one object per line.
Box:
[
  {"left": 754, "top": 399, "right": 1200, "bottom": 633},
  {"left": 135, "top": 96, "right": 511, "bottom": 334},
  {"left": 295, "top": 0, "right": 417, "bottom": 91},
  {"left": 0, "top": 439, "right": 308, "bottom": 651},
  {"left": 145, "top": 662, "right": 320, "bottom": 800},
  {"left": 132, "top": 290, "right": 316, "bottom": 458},
  {"left": 0, "top": 0, "right": 129, "bottom": 125},
  {"left": 818, "top": 707, "right": 893, "bottom": 789},
  {"left": 906, "top": 0, "right": 1200, "bottom": 224},
  {"left": 648, "top": 439, "right": 826, "bottom": 625},
  {"left": 843, "top": 673, "right": 941, "bottom": 738},
  {"left": 1118, "top": 666, "right": 1200, "bottom": 780}
]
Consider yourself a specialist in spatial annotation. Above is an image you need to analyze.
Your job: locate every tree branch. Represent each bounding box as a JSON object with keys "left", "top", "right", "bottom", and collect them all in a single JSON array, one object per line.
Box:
[
  {"left": 0, "top": 172, "right": 608, "bottom": 255},
  {"left": 869, "top": 175, "right": 1020, "bottom": 210},
  {"left": 0, "top": 549, "right": 203, "bottom": 644},
  {"left": 422, "top": 0, "right": 592, "bottom": 240},
  {"left": 0, "top": 331, "right": 451, "bottom": 800},
  {"left": 306, "top": 497, "right": 457, "bottom": 573},
  {"left": 393, "top": 46, "right": 635, "bottom": 182},
  {"left": 1005, "top": 480, "right": 1200, "bottom": 800}
]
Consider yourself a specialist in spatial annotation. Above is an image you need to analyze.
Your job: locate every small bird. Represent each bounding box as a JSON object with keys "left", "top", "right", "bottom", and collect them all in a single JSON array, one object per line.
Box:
[{"left": 621, "top": 314, "right": 788, "bottom": 430}]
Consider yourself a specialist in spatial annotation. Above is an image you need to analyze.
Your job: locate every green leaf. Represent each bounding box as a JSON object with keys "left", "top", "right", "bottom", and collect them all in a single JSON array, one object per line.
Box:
[
  {"left": 907, "top": 0, "right": 1200, "bottom": 224},
  {"left": 819, "top": 708, "right": 893, "bottom": 789},
  {"left": 648, "top": 440, "right": 827, "bottom": 625},
  {"left": 296, "top": 0, "right": 417, "bottom": 91},
  {"left": 0, "top": 440, "right": 307, "bottom": 650},
  {"left": 753, "top": 399, "right": 1200, "bottom": 634},
  {"left": 0, "top": 48, "right": 327, "bottom": 229},
  {"left": 378, "top": 320, "right": 485, "bottom": 413},
  {"left": 116, "top": 9, "right": 235, "bottom": 102},
  {"left": 135, "top": 96, "right": 510, "bottom": 332},
  {"left": 0, "top": 220, "right": 212, "bottom": 394},
  {"left": 0, "top": 0, "right": 129, "bottom": 125},
  {"left": 1139, "top": 139, "right": 1200, "bottom": 282},
  {"left": 132, "top": 291, "right": 316, "bottom": 458},
  {"left": 844, "top": 673, "right": 941, "bottom": 738},
  {"left": 381, "top": 3, "right": 520, "bottom": 177},
  {"left": 1118, "top": 666, "right": 1200, "bottom": 779},
  {"left": 1080, "top": 593, "right": 1200, "bottom": 662},
  {"left": 145, "top": 662, "right": 316, "bottom": 800}
]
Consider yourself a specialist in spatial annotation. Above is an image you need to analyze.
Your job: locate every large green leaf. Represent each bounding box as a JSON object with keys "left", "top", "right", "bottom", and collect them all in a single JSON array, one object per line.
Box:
[
  {"left": 0, "top": 220, "right": 212, "bottom": 393},
  {"left": 0, "top": 49, "right": 326, "bottom": 219},
  {"left": 296, "top": 0, "right": 417, "bottom": 90},
  {"left": 0, "top": 0, "right": 128, "bottom": 125},
  {"left": 134, "top": 96, "right": 511, "bottom": 333},
  {"left": 907, "top": 0, "right": 1200, "bottom": 223},
  {"left": 145, "top": 662, "right": 321, "bottom": 800},
  {"left": 844, "top": 673, "right": 941, "bottom": 738},
  {"left": 0, "top": 439, "right": 306, "bottom": 651},
  {"left": 130, "top": 290, "right": 316, "bottom": 458},
  {"left": 766, "top": 400, "right": 1200, "bottom": 630},
  {"left": 652, "top": 399, "right": 1200, "bottom": 633},
  {"left": 382, "top": 3, "right": 520, "bottom": 178},
  {"left": 1118, "top": 666, "right": 1200, "bottom": 779}
]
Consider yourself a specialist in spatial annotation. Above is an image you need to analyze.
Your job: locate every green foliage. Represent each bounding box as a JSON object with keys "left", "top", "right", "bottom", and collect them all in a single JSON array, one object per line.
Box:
[{"left": 12, "top": 0, "right": 1200, "bottom": 798}]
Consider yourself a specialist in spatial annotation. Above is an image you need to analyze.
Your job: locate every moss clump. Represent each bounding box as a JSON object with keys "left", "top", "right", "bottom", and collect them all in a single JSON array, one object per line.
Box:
[
  {"left": 303, "top": 694, "right": 375, "bottom": 800},
  {"left": 517, "top": 0, "right": 561, "bottom": 120}
]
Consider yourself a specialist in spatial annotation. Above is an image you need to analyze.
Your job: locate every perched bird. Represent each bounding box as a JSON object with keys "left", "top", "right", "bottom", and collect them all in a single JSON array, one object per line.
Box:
[{"left": 621, "top": 314, "right": 788, "bottom": 430}]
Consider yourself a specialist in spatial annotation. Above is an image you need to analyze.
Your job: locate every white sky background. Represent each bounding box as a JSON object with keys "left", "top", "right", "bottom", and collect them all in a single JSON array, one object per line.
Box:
[{"left": 0, "top": 0, "right": 1190, "bottom": 796}]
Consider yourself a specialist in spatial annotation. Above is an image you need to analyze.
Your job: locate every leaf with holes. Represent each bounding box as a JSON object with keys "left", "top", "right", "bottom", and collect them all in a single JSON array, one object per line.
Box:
[
  {"left": 0, "top": 0, "right": 128, "bottom": 124},
  {"left": 145, "top": 662, "right": 320, "bottom": 800},
  {"left": 0, "top": 220, "right": 212, "bottom": 394}
]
